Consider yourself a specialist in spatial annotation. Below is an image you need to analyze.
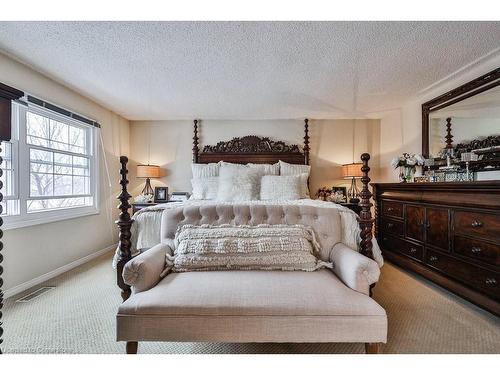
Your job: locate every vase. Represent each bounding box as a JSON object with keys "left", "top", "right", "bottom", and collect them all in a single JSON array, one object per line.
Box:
[
  {"left": 414, "top": 165, "right": 423, "bottom": 178},
  {"left": 399, "top": 166, "right": 415, "bottom": 183}
]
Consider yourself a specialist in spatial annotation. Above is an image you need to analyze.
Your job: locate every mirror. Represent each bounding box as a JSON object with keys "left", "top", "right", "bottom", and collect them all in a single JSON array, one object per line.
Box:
[
  {"left": 422, "top": 67, "right": 500, "bottom": 176},
  {"left": 429, "top": 85, "right": 500, "bottom": 157}
]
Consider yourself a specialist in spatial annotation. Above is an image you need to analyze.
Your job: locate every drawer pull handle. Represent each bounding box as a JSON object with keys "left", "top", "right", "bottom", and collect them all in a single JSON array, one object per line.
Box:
[
  {"left": 485, "top": 278, "right": 497, "bottom": 286},
  {"left": 471, "top": 220, "right": 483, "bottom": 228},
  {"left": 471, "top": 247, "right": 482, "bottom": 254},
  {"left": 387, "top": 207, "right": 394, "bottom": 212},
  {"left": 387, "top": 223, "right": 394, "bottom": 229},
  {"left": 383, "top": 237, "right": 388, "bottom": 242},
  {"left": 409, "top": 247, "right": 417, "bottom": 254},
  {"left": 425, "top": 222, "right": 431, "bottom": 229},
  {"left": 429, "top": 255, "right": 438, "bottom": 262}
]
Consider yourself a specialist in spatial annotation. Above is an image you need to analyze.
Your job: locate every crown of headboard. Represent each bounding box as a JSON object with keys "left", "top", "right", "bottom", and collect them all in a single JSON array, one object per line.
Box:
[{"left": 192, "top": 119, "right": 310, "bottom": 165}]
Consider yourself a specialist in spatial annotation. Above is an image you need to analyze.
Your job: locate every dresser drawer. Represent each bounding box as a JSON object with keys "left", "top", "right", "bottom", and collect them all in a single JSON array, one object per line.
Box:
[
  {"left": 380, "top": 234, "right": 401, "bottom": 251},
  {"left": 425, "top": 249, "right": 500, "bottom": 299},
  {"left": 454, "top": 236, "right": 500, "bottom": 267},
  {"left": 400, "top": 242, "right": 423, "bottom": 262},
  {"left": 454, "top": 211, "right": 500, "bottom": 243},
  {"left": 381, "top": 218, "right": 404, "bottom": 237},
  {"left": 382, "top": 200, "right": 403, "bottom": 219},
  {"left": 380, "top": 234, "right": 423, "bottom": 262}
]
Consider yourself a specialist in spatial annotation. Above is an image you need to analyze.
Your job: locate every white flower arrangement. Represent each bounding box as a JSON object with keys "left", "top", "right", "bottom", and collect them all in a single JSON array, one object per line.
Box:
[
  {"left": 134, "top": 193, "right": 154, "bottom": 203},
  {"left": 390, "top": 153, "right": 425, "bottom": 169}
]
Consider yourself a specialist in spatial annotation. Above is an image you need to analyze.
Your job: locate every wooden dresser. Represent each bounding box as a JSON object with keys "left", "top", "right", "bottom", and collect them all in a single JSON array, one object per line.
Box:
[{"left": 372, "top": 182, "right": 500, "bottom": 316}]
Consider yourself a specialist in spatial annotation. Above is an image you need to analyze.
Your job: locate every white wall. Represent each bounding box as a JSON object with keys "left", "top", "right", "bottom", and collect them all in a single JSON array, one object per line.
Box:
[
  {"left": 0, "top": 52, "right": 130, "bottom": 293},
  {"left": 129, "top": 119, "right": 380, "bottom": 198},
  {"left": 371, "top": 53, "right": 500, "bottom": 182}
]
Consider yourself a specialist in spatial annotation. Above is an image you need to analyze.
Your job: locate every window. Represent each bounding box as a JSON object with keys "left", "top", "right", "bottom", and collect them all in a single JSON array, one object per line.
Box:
[
  {"left": 0, "top": 141, "right": 19, "bottom": 216},
  {"left": 1, "top": 100, "right": 99, "bottom": 229}
]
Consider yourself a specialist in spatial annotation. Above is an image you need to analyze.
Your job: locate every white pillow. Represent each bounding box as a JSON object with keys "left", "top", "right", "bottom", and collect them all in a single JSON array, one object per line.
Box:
[
  {"left": 217, "top": 167, "right": 261, "bottom": 201},
  {"left": 171, "top": 224, "right": 331, "bottom": 272},
  {"left": 247, "top": 162, "right": 280, "bottom": 175},
  {"left": 296, "top": 173, "right": 310, "bottom": 199},
  {"left": 279, "top": 161, "right": 311, "bottom": 198},
  {"left": 279, "top": 160, "right": 311, "bottom": 177},
  {"left": 260, "top": 175, "right": 301, "bottom": 200},
  {"left": 219, "top": 161, "right": 249, "bottom": 172},
  {"left": 220, "top": 161, "right": 279, "bottom": 176},
  {"left": 191, "top": 162, "right": 220, "bottom": 178},
  {"left": 191, "top": 177, "right": 219, "bottom": 200}
]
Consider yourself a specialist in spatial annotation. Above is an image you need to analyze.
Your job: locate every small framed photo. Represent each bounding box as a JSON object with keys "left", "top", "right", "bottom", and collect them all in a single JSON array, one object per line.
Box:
[{"left": 154, "top": 186, "right": 169, "bottom": 203}]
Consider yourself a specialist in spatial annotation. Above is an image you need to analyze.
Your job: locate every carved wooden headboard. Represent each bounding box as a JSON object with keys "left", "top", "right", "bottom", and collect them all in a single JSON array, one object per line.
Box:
[{"left": 192, "top": 119, "right": 310, "bottom": 165}]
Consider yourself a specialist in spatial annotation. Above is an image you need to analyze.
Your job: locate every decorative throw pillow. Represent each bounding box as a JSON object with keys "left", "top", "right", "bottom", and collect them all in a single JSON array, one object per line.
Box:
[
  {"left": 216, "top": 167, "right": 261, "bottom": 201},
  {"left": 191, "top": 162, "right": 220, "bottom": 178},
  {"left": 247, "top": 162, "right": 280, "bottom": 175},
  {"left": 219, "top": 161, "right": 249, "bottom": 171},
  {"left": 279, "top": 160, "right": 311, "bottom": 177},
  {"left": 191, "top": 177, "right": 219, "bottom": 200},
  {"left": 296, "top": 173, "right": 310, "bottom": 199},
  {"left": 260, "top": 175, "right": 301, "bottom": 200},
  {"left": 169, "top": 224, "right": 332, "bottom": 272},
  {"left": 279, "top": 160, "right": 311, "bottom": 198}
]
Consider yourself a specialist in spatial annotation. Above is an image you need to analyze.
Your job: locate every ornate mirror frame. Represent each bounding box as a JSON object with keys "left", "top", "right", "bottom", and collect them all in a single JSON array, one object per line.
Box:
[{"left": 421, "top": 67, "right": 500, "bottom": 157}]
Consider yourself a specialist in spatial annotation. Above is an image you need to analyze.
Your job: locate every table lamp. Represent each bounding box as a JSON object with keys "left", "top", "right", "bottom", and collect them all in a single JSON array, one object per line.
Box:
[
  {"left": 342, "top": 163, "right": 363, "bottom": 203},
  {"left": 137, "top": 164, "right": 160, "bottom": 196}
]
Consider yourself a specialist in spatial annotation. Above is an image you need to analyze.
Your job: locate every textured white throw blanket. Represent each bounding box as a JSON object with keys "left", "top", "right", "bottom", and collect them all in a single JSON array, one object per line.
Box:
[
  {"left": 169, "top": 224, "right": 332, "bottom": 272},
  {"left": 112, "top": 199, "right": 383, "bottom": 267}
]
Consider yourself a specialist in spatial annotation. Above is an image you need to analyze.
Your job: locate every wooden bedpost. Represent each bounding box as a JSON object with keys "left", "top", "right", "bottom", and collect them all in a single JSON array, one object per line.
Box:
[
  {"left": 0, "top": 82, "right": 24, "bottom": 354},
  {"left": 358, "top": 153, "right": 374, "bottom": 260},
  {"left": 116, "top": 156, "right": 133, "bottom": 302},
  {"left": 193, "top": 119, "right": 199, "bottom": 163},
  {"left": 303, "top": 118, "right": 310, "bottom": 165},
  {"left": 445, "top": 117, "right": 453, "bottom": 150}
]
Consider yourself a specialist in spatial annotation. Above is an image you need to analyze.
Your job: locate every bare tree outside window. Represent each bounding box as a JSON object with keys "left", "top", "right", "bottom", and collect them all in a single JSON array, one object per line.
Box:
[{"left": 27, "top": 110, "right": 92, "bottom": 212}]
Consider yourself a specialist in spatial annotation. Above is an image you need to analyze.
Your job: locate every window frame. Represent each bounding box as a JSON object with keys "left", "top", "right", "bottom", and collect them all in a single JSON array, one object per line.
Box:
[{"left": 2, "top": 101, "right": 100, "bottom": 230}]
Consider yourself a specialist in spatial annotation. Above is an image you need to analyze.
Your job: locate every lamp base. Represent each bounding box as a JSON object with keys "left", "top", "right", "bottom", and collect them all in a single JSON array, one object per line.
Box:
[
  {"left": 141, "top": 178, "right": 154, "bottom": 198},
  {"left": 347, "top": 177, "right": 360, "bottom": 203}
]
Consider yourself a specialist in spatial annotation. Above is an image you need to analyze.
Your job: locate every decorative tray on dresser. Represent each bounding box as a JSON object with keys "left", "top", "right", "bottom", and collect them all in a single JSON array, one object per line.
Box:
[{"left": 372, "top": 181, "right": 500, "bottom": 316}]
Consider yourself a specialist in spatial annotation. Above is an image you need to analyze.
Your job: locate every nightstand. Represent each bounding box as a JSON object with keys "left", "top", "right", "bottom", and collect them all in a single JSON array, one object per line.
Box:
[
  {"left": 339, "top": 202, "right": 362, "bottom": 215},
  {"left": 132, "top": 202, "right": 159, "bottom": 214}
]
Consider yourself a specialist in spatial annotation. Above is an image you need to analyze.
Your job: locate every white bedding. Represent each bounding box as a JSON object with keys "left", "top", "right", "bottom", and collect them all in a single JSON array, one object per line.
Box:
[{"left": 113, "top": 199, "right": 383, "bottom": 267}]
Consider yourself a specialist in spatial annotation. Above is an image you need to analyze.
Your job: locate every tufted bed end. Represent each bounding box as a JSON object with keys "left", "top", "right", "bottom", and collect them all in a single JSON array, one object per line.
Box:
[{"left": 161, "top": 204, "right": 342, "bottom": 262}]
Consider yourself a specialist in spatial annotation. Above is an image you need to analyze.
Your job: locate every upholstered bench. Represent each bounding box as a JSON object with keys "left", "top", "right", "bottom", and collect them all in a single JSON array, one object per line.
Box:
[{"left": 117, "top": 204, "right": 387, "bottom": 353}]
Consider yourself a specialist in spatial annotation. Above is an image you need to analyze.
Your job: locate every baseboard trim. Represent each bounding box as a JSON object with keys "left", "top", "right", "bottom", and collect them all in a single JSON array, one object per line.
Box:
[{"left": 4, "top": 243, "right": 117, "bottom": 299}]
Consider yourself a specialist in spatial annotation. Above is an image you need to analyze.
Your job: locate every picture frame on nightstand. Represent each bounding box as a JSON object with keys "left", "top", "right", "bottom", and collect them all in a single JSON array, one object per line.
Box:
[
  {"left": 154, "top": 186, "right": 169, "bottom": 203},
  {"left": 332, "top": 186, "right": 347, "bottom": 203}
]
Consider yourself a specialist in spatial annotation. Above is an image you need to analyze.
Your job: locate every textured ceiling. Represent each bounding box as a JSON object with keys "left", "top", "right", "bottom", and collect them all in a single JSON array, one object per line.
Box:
[{"left": 0, "top": 21, "right": 499, "bottom": 120}]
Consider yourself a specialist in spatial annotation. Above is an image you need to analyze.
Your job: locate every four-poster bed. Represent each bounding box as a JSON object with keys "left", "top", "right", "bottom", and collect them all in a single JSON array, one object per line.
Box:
[{"left": 115, "top": 119, "right": 385, "bottom": 354}]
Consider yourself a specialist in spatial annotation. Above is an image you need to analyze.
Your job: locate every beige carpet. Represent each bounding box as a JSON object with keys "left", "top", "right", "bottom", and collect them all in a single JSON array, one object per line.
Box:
[{"left": 3, "top": 251, "right": 500, "bottom": 354}]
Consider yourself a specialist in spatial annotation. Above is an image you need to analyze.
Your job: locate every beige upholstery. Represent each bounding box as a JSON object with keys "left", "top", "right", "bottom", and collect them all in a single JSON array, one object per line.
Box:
[
  {"left": 330, "top": 243, "right": 381, "bottom": 295},
  {"left": 118, "top": 203, "right": 387, "bottom": 345},
  {"left": 123, "top": 243, "right": 172, "bottom": 293},
  {"left": 161, "top": 204, "right": 342, "bottom": 261},
  {"left": 117, "top": 270, "right": 387, "bottom": 343}
]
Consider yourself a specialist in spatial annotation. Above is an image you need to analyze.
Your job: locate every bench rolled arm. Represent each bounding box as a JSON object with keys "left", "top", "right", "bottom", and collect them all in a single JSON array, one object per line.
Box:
[
  {"left": 123, "top": 243, "right": 172, "bottom": 293},
  {"left": 329, "top": 243, "right": 380, "bottom": 295}
]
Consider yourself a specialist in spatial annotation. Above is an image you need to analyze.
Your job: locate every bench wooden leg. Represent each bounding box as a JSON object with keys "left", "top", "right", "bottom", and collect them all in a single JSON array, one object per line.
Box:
[
  {"left": 126, "top": 341, "right": 138, "bottom": 354},
  {"left": 365, "top": 343, "right": 379, "bottom": 354}
]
